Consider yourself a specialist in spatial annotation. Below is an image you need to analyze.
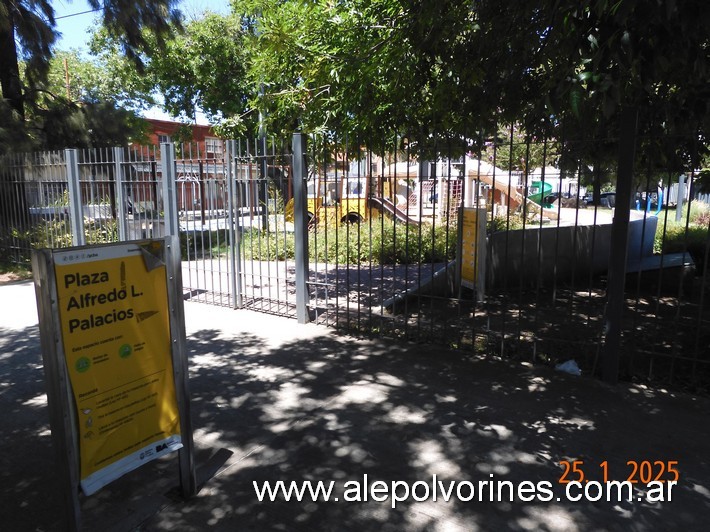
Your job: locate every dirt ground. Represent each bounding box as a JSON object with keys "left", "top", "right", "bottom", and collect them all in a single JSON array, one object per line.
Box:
[{"left": 0, "top": 272, "right": 21, "bottom": 284}]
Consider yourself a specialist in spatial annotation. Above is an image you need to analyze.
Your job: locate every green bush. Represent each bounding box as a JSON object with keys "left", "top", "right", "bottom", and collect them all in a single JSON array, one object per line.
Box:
[
  {"left": 309, "top": 220, "right": 458, "bottom": 265},
  {"left": 241, "top": 228, "right": 295, "bottom": 261},
  {"left": 488, "top": 213, "right": 526, "bottom": 232},
  {"left": 655, "top": 203, "right": 710, "bottom": 273},
  {"left": 221, "top": 219, "right": 459, "bottom": 266}
]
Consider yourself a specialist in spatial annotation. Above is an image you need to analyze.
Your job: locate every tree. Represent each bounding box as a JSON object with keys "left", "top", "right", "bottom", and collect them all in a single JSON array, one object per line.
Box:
[
  {"left": 90, "top": 12, "right": 253, "bottom": 135},
  {"left": 48, "top": 50, "right": 156, "bottom": 110},
  {"left": 0, "top": 49, "right": 151, "bottom": 153},
  {"left": 0, "top": 0, "right": 55, "bottom": 118},
  {"left": 239, "top": 1, "right": 710, "bottom": 162},
  {"left": 84, "top": 0, "right": 710, "bottom": 168},
  {"left": 0, "top": 0, "right": 181, "bottom": 150}
]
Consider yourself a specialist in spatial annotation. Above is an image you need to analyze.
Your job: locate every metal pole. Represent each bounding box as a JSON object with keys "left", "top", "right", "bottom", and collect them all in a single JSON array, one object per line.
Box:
[
  {"left": 164, "top": 236, "right": 197, "bottom": 498},
  {"left": 601, "top": 107, "right": 639, "bottom": 384},
  {"left": 161, "top": 143, "right": 179, "bottom": 237},
  {"left": 258, "top": 135, "right": 269, "bottom": 232},
  {"left": 292, "top": 133, "right": 310, "bottom": 324},
  {"left": 113, "top": 147, "right": 128, "bottom": 241},
  {"left": 65, "top": 149, "right": 85, "bottom": 246},
  {"left": 225, "top": 140, "right": 242, "bottom": 308},
  {"left": 31, "top": 249, "right": 82, "bottom": 531},
  {"left": 676, "top": 174, "right": 685, "bottom": 222}
]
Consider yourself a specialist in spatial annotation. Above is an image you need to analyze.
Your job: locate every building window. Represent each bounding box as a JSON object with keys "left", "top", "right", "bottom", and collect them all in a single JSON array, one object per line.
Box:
[
  {"left": 205, "top": 137, "right": 224, "bottom": 157},
  {"left": 157, "top": 134, "right": 172, "bottom": 144}
]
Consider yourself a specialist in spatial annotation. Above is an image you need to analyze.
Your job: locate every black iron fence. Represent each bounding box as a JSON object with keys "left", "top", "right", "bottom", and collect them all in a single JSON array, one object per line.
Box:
[{"left": 1, "top": 129, "right": 709, "bottom": 393}]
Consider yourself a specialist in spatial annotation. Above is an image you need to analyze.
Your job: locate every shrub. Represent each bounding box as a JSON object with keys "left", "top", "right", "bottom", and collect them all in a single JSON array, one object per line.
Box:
[
  {"left": 224, "top": 219, "right": 459, "bottom": 266},
  {"left": 488, "top": 213, "right": 526, "bottom": 232},
  {"left": 655, "top": 204, "right": 710, "bottom": 273},
  {"left": 309, "top": 220, "right": 457, "bottom": 265}
]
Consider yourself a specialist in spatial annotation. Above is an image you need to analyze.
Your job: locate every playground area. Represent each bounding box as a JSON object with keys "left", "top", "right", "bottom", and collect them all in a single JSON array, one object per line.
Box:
[
  {"left": 282, "top": 156, "right": 578, "bottom": 229},
  {"left": 2, "top": 138, "right": 707, "bottom": 394}
]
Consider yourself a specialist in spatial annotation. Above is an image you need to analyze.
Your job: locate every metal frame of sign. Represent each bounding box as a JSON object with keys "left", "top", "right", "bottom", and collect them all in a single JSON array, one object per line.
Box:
[{"left": 32, "top": 236, "right": 195, "bottom": 531}]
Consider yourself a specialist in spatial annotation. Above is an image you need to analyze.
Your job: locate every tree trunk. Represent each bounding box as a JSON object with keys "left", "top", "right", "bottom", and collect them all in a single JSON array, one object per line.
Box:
[
  {"left": 0, "top": 2, "right": 28, "bottom": 262},
  {"left": 0, "top": 2, "right": 24, "bottom": 118}
]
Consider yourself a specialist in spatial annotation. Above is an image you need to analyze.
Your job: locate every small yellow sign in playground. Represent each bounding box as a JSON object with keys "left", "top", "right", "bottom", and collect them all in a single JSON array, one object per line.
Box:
[{"left": 460, "top": 207, "right": 486, "bottom": 298}]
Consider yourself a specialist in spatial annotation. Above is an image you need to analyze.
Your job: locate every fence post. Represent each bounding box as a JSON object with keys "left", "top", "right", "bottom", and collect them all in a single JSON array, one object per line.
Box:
[
  {"left": 258, "top": 135, "right": 269, "bottom": 231},
  {"left": 601, "top": 107, "right": 638, "bottom": 384},
  {"left": 64, "top": 149, "right": 85, "bottom": 247},
  {"left": 676, "top": 174, "right": 685, "bottom": 222},
  {"left": 225, "top": 140, "right": 243, "bottom": 309},
  {"left": 161, "top": 143, "right": 179, "bottom": 237},
  {"left": 113, "top": 147, "right": 128, "bottom": 241},
  {"left": 292, "top": 133, "right": 310, "bottom": 324}
]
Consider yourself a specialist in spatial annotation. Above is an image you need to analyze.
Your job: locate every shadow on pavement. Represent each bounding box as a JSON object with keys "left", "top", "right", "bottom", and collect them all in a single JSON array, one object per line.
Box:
[{"left": 2, "top": 321, "right": 710, "bottom": 531}]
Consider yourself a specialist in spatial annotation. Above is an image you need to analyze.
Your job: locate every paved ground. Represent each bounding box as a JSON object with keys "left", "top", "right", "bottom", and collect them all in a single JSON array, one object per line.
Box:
[{"left": 2, "top": 279, "right": 710, "bottom": 531}]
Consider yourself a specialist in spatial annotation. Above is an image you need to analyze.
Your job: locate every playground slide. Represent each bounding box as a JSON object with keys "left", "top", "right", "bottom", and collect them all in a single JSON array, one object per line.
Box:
[
  {"left": 528, "top": 180, "right": 554, "bottom": 207},
  {"left": 470, "top": 170, "right": 558, "bottom": 220},
  {"left": 369, "top": 196, "right": 421, "bottom": 225}
]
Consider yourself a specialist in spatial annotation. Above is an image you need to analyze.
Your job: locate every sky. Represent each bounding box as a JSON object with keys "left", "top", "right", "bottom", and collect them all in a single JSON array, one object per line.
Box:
[{"left": 53, "top": 0, "right": 232, "bottom": 52}]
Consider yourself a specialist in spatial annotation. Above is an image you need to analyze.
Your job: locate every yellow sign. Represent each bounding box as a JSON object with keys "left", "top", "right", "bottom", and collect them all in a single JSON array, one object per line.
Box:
[
  {"left": 461, "top": 207, "right": 486, "bottom": 296},
  {"left": 461, "top": 208, "right": 479, "bottom": 287},
  {"left": 53, "top": 242, "right": 181, "bottom": 495}
]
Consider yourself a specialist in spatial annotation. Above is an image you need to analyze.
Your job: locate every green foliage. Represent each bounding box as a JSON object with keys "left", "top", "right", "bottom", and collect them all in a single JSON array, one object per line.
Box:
[
  {"left": 0, "top": 259, "right": 32, "bottom": 279},
  {"left": 182, "top": 219, "right": 458, "bottom": 265},
  {"left": 7, "top": 0, "right": 710, "bottom": 164},
  {"left": 241, "top": 229, "right": 296, "bottom": 261},
  {"left": 7, "top": 50, "right": 152, "bottom": 150},
  {"left": 149, "top": 12, "right": 251, "bottom": 125},
  {"left": 1, "top": 2, "right": 174, "bottom": 153},
  {"left": 86, "top": 0, "right": 183, "bottom": 70},
  {"left": 27, "top": 100, "right": 148, "bottom": 150},
  {"left": 212, "top": 116, "right": 247, "bottom": 139},
  {"left": 488, "top": 214, "right": 526, "bottom": 233},
  {"left": 238, "top": 0, "right": 498, "bottom": 139},
  {"left": 307, "top": 221, "right": 457, "bottom": 265},
  {"left": 482, "top": 123, "right": 561, "bottom": 173},
  {"left": 42, "top": 50, "right": 154, "bottom": 109},
  {"left": 0, "top": 101, "right": 33, "bottom": 154},
  {"left": 654, "top": 203, "right": 710, "bottom": 272},
  {"left": 1, "top": 217, "right": 118, "bottom": 269},
  {"left": 91, "top": 12, "right": 253, "bottom": 133},
  {"left": 267, "top": 183, "right": 285, "bottom": 214}
]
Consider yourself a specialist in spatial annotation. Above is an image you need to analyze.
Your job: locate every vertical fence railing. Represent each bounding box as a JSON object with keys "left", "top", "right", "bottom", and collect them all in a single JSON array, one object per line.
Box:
[
  {"left": 292, "top": 133, "right": 310, "bottom": 324},
  {"left": 172, "top": 140, "right": 234, "bottom": 307},
  {"left": 225, "top": 140, "right": 242, "bottom": 309},
  {"left": 113, "top": 147, "right": 128, "bottom": 242},
  {"left": 224, "top": 137, "right": 299, "bottom": 316},
  {"left": 1, "top": 131, "right": 709, "bottom": 391},
  {"left": 64, "top": 149, "right": 85, "bottom": 247},
  {"left": 161, "top": 143, "right": 179, "bottom": 237}
]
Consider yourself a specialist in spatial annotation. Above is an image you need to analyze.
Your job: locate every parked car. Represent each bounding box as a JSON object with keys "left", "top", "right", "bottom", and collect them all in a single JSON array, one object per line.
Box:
[
  {"left": 585, "top": 191, "right": 616, "bottom": 207},
  {"left": 542, "top": 192, "right": 576, "bottom": 205},
  {"left": 542, "top": 192, "right": 562, "bottom": 205}
]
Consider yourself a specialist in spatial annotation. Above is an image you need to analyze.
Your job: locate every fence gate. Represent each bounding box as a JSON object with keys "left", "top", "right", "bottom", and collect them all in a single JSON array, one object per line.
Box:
[
  {"left": 228, "top": 138, "right": 302, "bottom": 318},
  {"left": 177, "top": 137, "right": 305, "bottom": 320}
]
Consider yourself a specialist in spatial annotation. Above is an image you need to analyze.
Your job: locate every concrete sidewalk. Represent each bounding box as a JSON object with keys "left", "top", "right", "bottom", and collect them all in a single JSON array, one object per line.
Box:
[{"left": 1, "top": 279, "right": 710, "bottom": 531}]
